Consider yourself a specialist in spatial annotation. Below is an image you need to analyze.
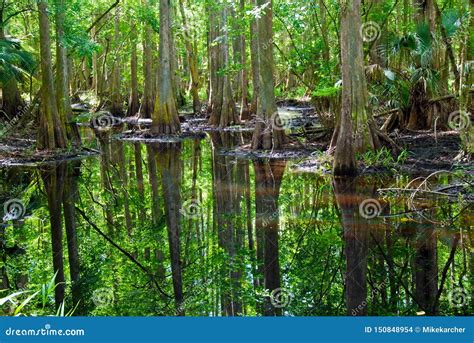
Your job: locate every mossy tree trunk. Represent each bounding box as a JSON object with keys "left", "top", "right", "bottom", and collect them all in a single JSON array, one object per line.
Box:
[
  {"left": 208, "top": 1, "right": 240, "bottom": 128},
  {"left": 152, "top": 0, "right": 181, "bottom": 134},
  {"left": 251, "top": 0, "right": 285, "bottom": 150},
  {"left": 333, "top": 0, "right": 379, "bottom": 176},
  {"left": 38, "top": 0, "right": 67, "bottom": 150}
]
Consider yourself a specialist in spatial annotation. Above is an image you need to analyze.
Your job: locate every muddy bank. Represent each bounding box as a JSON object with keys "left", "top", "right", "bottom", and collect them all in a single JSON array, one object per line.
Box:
[{"left": 0, "top": 103, "right": 470, "bottom": 175}]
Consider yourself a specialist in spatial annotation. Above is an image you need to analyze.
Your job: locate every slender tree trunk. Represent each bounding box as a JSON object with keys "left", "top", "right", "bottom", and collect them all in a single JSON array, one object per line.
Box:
[
  {"left": 110, "top": 8, "right": 123, "bottom": 116},
  {"left": 55, "top": 0, "right": 81, "bottom": 144},
  {"left": 251, "top": 0, "right": 285, "bottom": 150},
  {"left": 146, "top": 145, "right": 166, "bottom": 282},
  {"left": 134, "top": 143, "right": 146, "bottom": 223},
  {"left": 91, "top": 24, "right": 99, "bottom": 95},
  {"left": 178, "top": 0, "right": 201, "bottom": 114},
  {"left": 249, "top": 0, "right": 260, "bottom": 114},
  {"left": 238, "top": 0, "right": 250, "bottom": 120},
  {"left": 169, "top": 7, "right": 185, "bottom": 108},
  {"left": 141, "top": 0, "right": 154, "bottom": 118},
  {"left": 127, "top": 31, "right": 140, "bottom": 117},
  {"left": 207, "top": 3, "right": 218, "bottom": 115},
  {"left": 320, "top": 0, "right": 330, "bottom": 62},
  {"left": 62, "top": 161, "right": 82, "bottom": 314},
  {"left": 42, "top": 164, "right": 67, "bottom": 308}
]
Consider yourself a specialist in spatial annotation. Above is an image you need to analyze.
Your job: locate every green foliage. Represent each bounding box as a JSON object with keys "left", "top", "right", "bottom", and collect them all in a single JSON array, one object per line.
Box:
[
  {"left": 312, "top": 86, "right": 341, "bottom": 98},
  {"left": 359, "top": 147, "right": 408, "bottom": 169},
  {"left": 0, "top": 272, "right": 75, "bottom": 316},
  {"left": 0, "top": 39, "right": 36, "bottom": 86}
]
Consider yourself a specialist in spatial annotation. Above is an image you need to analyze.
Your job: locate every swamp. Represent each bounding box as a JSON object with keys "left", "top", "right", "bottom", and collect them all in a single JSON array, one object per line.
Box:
[{"left": 0, "top": 0, "right": 472, "bottom": 317}]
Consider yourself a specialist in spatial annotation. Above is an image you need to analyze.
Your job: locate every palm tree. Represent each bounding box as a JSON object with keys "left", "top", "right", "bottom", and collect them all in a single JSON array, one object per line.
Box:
[{"left": 0, "top": 39, "right": 35, "bottom": 120}]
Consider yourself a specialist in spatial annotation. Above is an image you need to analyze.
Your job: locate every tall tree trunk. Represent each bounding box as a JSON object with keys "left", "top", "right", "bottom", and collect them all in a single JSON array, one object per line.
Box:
[
  {"left": 207, "top": 3, "right": 219, "bottom": 115},
  {"left": 127, "top": 30, "right": 140, "bottom": 117},
  {"left": 134, "top": 143, "right": 146, "bottom": 224},
  {"left": 91, "top": 24, "right": 99, "bottom": 95},
  {"left": 254, "top": 159, "right": 286, "bottom": 316},
  {"left": 210, "top": 132, "right": 245, "bottom": 316},
  {"left": 251, "top": 0, "right": 285, "bottom": 150},
  {"left": 152, "top": 0, "right": 181, "bottom": 134},
  {"left": 320, "top": 0, "right": 330, "bottom": 62},
  {"left": 141, "top": 0, "right": 154, "bottom": 118},
  {"left": 42, "top": 163, "right": 67, "bottom": 308},
  {"left": 178, "top": 0, "right": 201, "bottom": 114},
  {"left": 414, "top": 222, "right": 438, "bottom": 315},
  {"left": 169, "top": 7, "right": 185, "bottom": 108},
  {"left": 238, "top": 0, "right": 250, "bottom": 120},
  {"left": 110, "top": 8, "right": 123, "bottom": 116},
  {"left": 156, "top": 143, "right": 184, "bottom": 315},
  {"left": 38, "top": 0, "right": 67, "bottom": 149},
  {"left": 333, "top": 177, "right": 368, "bottom": 316},
  {"left": 249, "top": 0, "right": 260, "bottom": 114},
  {"left": 62, "top": 161, "right": 82, "bottom": 314},
  {"left": 333, "top": 0, "right": 379, "bottom": 175},
  {"left": 146, "top": 145, "right": 166, "bottom": 282},
  {"left": 55, "top": 0, "right": 81, "bottom": 144},
  {"left": 208, "top": 1, "right": 240, "bottom": 128}
]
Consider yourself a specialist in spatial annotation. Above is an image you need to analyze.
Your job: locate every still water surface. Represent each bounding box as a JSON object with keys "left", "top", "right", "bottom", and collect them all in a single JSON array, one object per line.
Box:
[{"left": 0, "top": 130, "right": 472, "bottom": 316}]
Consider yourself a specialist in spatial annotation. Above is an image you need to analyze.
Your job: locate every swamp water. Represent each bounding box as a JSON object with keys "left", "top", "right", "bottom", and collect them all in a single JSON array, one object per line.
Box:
[{"left": 0, "top": 130, "right": 472, "bottom": 316}]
